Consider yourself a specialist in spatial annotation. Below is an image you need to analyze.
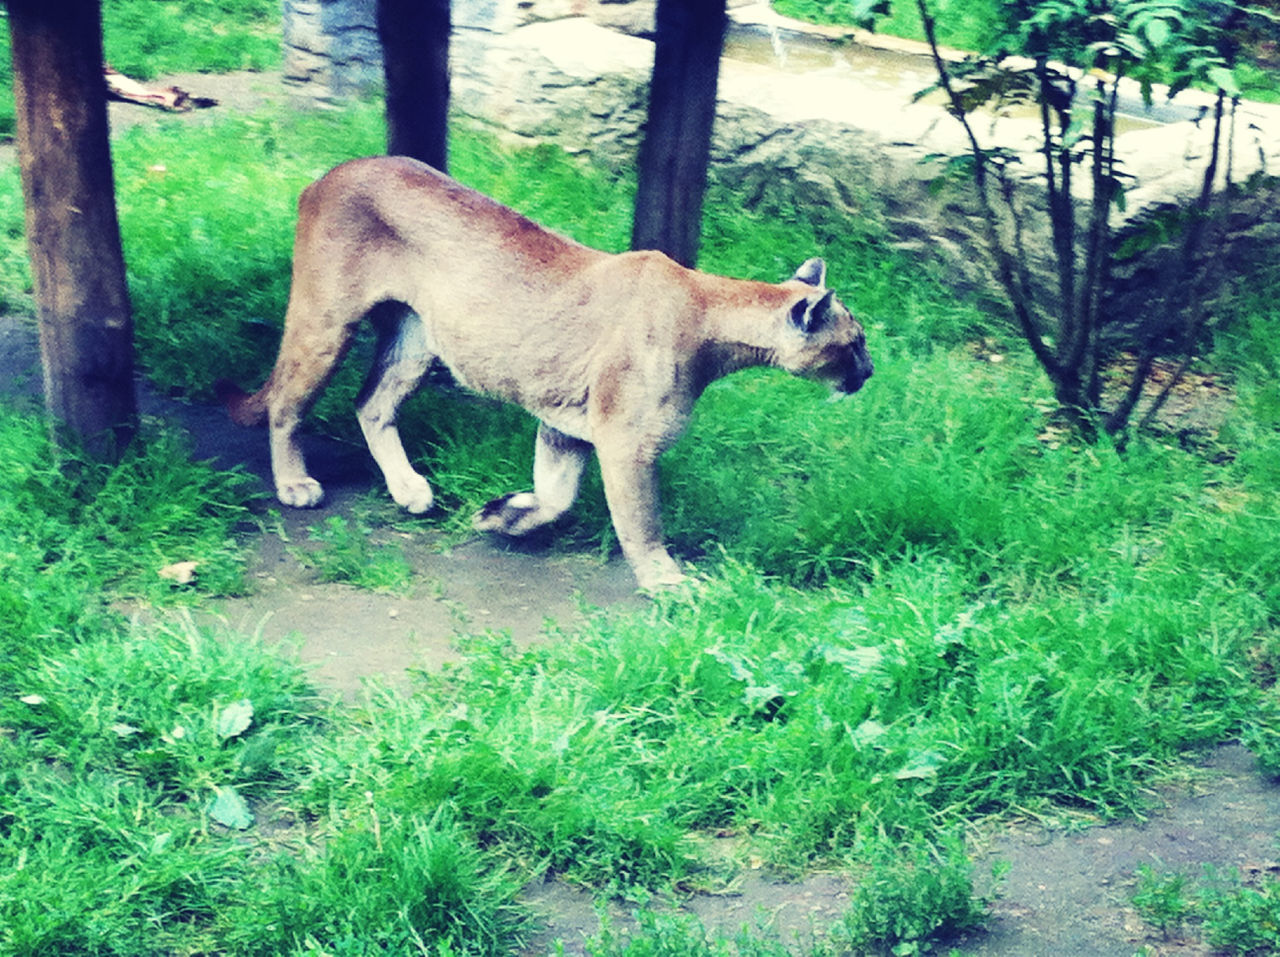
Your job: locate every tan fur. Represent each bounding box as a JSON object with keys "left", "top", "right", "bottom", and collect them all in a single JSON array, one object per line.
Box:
[{"left": 219, "top": 156, "right": 873, "bottom": 590}]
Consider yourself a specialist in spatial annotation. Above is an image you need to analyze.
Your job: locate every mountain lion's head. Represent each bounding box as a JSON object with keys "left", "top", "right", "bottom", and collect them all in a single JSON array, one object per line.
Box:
[{"left": 779, "top": 258, "right": 874, "bottom": 395}]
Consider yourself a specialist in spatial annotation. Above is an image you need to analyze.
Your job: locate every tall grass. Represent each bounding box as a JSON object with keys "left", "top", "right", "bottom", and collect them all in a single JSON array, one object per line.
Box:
[
  {"left": 0, "top": 410, "right": 256, "bottom": 691},
  {"left": 295, "top": 525, "right": 1271, "bottom": 880},
  {"left": 101, "top": 0, "right": 281, "bottom": 79},
  {"left": 1, "top": 612, "right": 529, "bottom": 955},
  {"left": 0, "top": 417, "right": 527, "bottom": 952}
]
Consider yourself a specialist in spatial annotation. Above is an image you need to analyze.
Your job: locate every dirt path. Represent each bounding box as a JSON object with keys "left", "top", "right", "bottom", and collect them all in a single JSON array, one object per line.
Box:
[{"left": 3, "top": 72, "right": 1278, "bottom": 954}]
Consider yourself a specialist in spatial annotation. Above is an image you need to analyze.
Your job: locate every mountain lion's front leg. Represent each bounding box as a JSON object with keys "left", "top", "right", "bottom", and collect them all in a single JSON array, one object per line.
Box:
[
  {"left": 473, "top": 423, "right": 591, "bottom": 535},
  {"left": 357, "top": 308, "right": 436, "bottom": 513},
  {"left": 594, "top": 443, "right": 685, "bottom": 591}
]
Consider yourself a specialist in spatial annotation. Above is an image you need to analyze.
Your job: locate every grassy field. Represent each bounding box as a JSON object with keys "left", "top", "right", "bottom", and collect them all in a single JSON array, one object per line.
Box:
[
  {"left": 1, "top": 96, "right": 1278, "bottom": 954},
  {"left": 2, "top": 1, "right": 1280, "bottom": 954}
]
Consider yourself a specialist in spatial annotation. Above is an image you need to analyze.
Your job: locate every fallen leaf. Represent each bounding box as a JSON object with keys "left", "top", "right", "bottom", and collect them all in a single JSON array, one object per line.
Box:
[
  {"left": 215, "top": 699, "right": 254, "bottom": 740},
  {"left": 158, "top": 561, "right": 198, "bottom": 584},
  {"left": 208, "top": 786, "right": 254, "bottom": 830}
]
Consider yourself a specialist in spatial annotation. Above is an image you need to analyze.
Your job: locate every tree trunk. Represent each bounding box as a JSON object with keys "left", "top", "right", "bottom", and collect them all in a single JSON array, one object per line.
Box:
[
  {"left": 631, "top": 0, "right": 727, "bottom": 268},
  {"left": 377, "top": 0, "right": 451, "bottom": 171},
  {"left": 8, "top": 0, "right": 137, "bottom": 458}
]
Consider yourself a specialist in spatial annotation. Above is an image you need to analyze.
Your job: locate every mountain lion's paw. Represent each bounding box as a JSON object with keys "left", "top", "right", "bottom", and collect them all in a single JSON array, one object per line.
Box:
[
  {"left": 389, "top": 474, "right": 434, "bottom": 514},
  {"left": 473, "top": 492, "right": 541, "bottom": 535},
  {"left": 277, "top": 477, "right": 325, "bottom": 509}
]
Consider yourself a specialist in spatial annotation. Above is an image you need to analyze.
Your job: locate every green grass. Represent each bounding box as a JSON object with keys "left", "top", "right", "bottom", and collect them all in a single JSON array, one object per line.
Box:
[
  {"left": 291, "top": 529, "right": 1271, "bottom": 885},
  {"left": 291, "top": 514, "right": 415, "bottom": 594},
  {"left": 0, "top": 611, "right": 528, "bottom": 955},
  {"left": 0, "top": 55, "right": 1278, "bottom": 957},
  {"left": 100, "top": 0, "right": 281, "bottom": 79},
  {"left": 773, "top": 0, "right": 1003, "bottom": 51},
  {"left": 0, "top": 410, "right": 256, "bottom": 690}
]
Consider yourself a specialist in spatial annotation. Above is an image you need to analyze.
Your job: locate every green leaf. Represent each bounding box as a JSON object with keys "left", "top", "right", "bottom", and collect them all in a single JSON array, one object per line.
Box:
[
  {"left": 1144, "top": 17, "right": 1171, "bottom": 49},
  {"left": 822, "top": 644, "right": 885, "bottom": 678},
  {"left": 851, "top": 0, "right": 892, "bottom": 26},
  {"left": 1207, "top": 65, "right": 1239, "bottom": 96},
  {"left": 215, "top": 698, "right": 254, "bottom": 740},
  {"left": 208, "top": 785, "right": 254, "bottom": 830},
  {"left": 894, "top": 749, "right": 946, "bottom": 780}
]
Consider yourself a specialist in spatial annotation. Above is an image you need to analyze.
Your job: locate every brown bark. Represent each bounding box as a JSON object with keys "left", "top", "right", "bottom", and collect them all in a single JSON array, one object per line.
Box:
[
  {"left": 631, "top": 0, "right": 728, "bottom": 268},
  {"left": 8, "top": 0, "right": 136, "bottom": 457},
  {"left": 377, "top": 0, "right": 451, "bottom": 171}
]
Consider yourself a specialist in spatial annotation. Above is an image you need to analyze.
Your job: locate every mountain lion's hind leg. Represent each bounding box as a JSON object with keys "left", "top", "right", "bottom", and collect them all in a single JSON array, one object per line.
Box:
[
  {"left": 473, "top": 423, "right": 590, "bottom": 535},
  {"left": 357, "top": 306, "right": 436, "bottom": 513},
  {"left": 266, "top": 304, "right": 359, "bottom": 509}
]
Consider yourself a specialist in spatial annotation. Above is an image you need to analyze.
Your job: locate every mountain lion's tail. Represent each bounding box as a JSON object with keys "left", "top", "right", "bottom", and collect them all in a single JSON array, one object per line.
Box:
[{"left": 215, "top": 377, "right": 271, "bottom": 428}]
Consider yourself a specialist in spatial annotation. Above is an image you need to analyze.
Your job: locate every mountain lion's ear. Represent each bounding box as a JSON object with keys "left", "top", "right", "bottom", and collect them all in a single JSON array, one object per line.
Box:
[
  {"left": 789, "top": 289, "right": 837, "bottom": 334},
  {"left": 791, "top": 257, "right": 827, "bottom": 288}
]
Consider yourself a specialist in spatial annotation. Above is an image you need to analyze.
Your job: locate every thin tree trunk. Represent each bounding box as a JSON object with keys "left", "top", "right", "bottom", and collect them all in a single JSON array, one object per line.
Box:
[
  {"left": 377, "top": 0, "right": 451, "bottom": 171},
  {"left": 1115, "top": 90, "right": 1229, "bottom": 436},
  {"left": 631, "top": 0, "right": 727, "bottom": 268},
  {"left": 918, "top": 1, "right": 1059, "bottom": 380},
  {"left": 8, "top": 0, "right": 136, "bottom": 458}
]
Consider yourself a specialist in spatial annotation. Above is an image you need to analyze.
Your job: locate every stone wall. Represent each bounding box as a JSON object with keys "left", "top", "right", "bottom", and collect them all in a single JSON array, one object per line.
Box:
[
  {"left": 282, "top": 0, "right": 381, "bottom": 94},
  {"left": 282, "top": 0, "right": 661, "bottom": 92}
]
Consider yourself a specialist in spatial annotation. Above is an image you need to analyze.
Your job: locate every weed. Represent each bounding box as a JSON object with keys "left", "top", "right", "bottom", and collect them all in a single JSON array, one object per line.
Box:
[
  {"left": 1132, "top": 864, "right": 1194, "bottom": 937},
  {"left": 1243, "top": 708, "right": 1280, "bottom": 780},
  {"left": 102, "top": 0, "right": 281, "bottom": 79},
  {"left": 1199, "top": 866, "right": 1280, "bottom": 956},
  {"left": 0, "top": 408, "right": 255, "bottom": 694},
  {"left": 1132, "top": 865, "right": 1280, "bottom": 956},
  {"left": 579, "top": 906, "right": 799, "bottom": 956},
  {"left": 295, "top": 553, "right": 1254, "bottom": 890},
  {"left": 226, "top": 806, "right": 527, "bottom": 955},
  {"left": 291, "top": 514, "right": 414, "bottom": 594},
  {"left": 0, "top": 616, "right": 321, "bottom": 955},
  {"left": 5, "top": 614, "right": 318, "bottom": 800},
  {"left": 831, "top": 834, "right": 1002, "bottom": 955}
]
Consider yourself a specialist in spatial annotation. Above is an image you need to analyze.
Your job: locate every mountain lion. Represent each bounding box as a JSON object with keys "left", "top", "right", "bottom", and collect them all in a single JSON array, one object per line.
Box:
[{"left": 218, "top": 156, "right": 873, "bottom": 590}]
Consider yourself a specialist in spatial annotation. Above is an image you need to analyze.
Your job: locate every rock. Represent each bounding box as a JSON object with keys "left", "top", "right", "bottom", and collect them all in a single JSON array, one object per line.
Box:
[{"left": 282, "top": 0, "right": 380, "bottom": 93}]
